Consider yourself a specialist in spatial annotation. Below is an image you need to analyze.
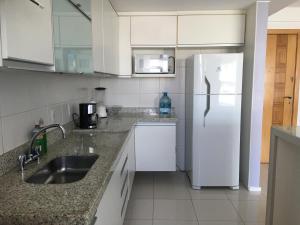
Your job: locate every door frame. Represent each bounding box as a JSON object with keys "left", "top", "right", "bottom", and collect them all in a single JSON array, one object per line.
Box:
[{"left": 268, "top": 29, "right": 300, "bottom": 126}]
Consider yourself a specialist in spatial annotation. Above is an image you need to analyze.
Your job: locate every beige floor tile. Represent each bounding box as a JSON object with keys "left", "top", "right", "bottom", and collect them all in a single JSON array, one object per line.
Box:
[
  {"left": 125, "top": 199, "right": 154, "bottom": 220},
  {"left": 153, "top": 220, "right": 198, "bottom": 225},
  {"left": 154, "top": 199, "right": 197, "bottom": 221},
  {"left": 193, "top": 199, "right": 241, "bottom": 222},
  {"left": 123, "top": 219, "right": 153, "bottom": 225},
  {"left": 231, "top": 200, "right": 266, "bottom": 223},
  {"left": 154, "top": 172, "right": 191, "bottom": 199},
  {"left": 131, "top": 174, "right": 154, "bottom": 199},
  {"left": 226, "top": 186, "right": 267, "bottom": 201},
  {"left": 154, "top": 172, "right": 189, "bottom": 185},
  {"left": 189, "top": 187, "right": 228, "bottom": 200}
]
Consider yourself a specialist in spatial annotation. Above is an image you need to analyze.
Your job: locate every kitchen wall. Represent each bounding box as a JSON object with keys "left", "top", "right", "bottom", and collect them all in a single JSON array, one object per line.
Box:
[
  {"left": 0, "top": 69, "right": 100, "bottom": 156},
  {"left": 100, "top": 48, "right": 240, "bottom": 170},
  {"left": 268, "top": 5, "right": 300, "bottom": 29},
  {"left": 240, "top": 1, "right": 269, "bottom": 190}
]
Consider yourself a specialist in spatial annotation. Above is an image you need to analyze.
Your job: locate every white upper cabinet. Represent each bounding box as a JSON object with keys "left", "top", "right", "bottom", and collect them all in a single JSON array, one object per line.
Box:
[
  {"left": 178, "top": 14, "right": 245, "bottom": 47},
  {"left": 118, "top": 16, "right": 131, "bottom": 76},
  {"left": 103, "top": 0, "right": 119, "bottom": 74},
  {"left": 0, "top": 0, "right": 54, "bottom": 65},
  {"left": 91, "top": 0, "right": 104, "bottom": 72},
  {"left": 131, "top": 16, "right": 177, "bottom": 46},
  {"left": 92, "top": 0, "right": 118, "bottom": 74}
]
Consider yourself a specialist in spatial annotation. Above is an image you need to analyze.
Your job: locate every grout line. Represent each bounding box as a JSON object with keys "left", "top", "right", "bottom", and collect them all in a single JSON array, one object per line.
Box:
[
  {"left": 228, "top": 196, "right": 245, "bottom": 224},
  {"left": 186, "top": 173, "right": 200, "bottom": 225}
]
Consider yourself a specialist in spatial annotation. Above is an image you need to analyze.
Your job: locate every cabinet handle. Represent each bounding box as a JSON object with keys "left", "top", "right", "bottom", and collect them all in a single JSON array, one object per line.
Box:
[
  {"left": 120, "top": 156, "right": 128, "bottom": 176},
  {"left": 121, "top": 171, "right": 129, "bottom": 197},
  {"left": 121, "top": 188, "right": 129, "bottom": 217}
]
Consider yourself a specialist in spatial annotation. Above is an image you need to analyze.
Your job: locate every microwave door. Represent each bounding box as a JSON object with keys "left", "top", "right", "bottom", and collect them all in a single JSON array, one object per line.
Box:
[{"left": 135, "top": 55, "right": 169, "bottom": 74}]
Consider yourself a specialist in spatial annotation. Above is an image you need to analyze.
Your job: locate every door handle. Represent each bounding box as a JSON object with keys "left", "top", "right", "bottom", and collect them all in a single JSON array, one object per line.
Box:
[
  {"left": 204, "top": 76, "right": 211, "bottom": 127},
  {"left": 283, "top": 96, "right": 293, "bottom": 100}
]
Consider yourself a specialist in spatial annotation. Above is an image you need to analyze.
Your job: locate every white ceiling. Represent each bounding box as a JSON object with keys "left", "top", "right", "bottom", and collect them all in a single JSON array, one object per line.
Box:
[{"left": 110, "top": 0, "right": 299, "bottom": 15}]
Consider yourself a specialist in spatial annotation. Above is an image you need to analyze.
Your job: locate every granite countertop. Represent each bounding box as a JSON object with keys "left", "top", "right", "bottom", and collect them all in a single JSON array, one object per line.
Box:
[
  {"left": 272, "top": 126, "right": 300, "bottom": 146},
  {"left": 0, "top": 112, "right": 177, "bottom": 225}
]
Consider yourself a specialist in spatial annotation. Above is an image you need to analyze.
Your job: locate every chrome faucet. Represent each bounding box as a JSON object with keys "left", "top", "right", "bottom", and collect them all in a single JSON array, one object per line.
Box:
[{"left": 18, "top": 124, "right": 66, "bottom": 171}]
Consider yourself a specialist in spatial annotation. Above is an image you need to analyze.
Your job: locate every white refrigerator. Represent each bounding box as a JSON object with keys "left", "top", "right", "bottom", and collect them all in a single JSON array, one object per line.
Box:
[{"left": 185, "top": 53, "right": 243, "bottom": 189}]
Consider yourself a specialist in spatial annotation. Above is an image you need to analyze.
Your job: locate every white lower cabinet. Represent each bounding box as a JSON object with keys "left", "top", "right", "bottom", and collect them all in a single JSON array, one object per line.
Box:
[
  {"left": 135, "top": 123, "right": 176, "bottom": 171},
  {"left": 95, "top": 130, "right": 135, "bottom": 225}
]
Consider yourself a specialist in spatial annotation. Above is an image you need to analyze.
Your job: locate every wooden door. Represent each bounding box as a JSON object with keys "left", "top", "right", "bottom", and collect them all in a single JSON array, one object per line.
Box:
[{"left": 261, "top": 34, "right": 298, "bottom": 163}]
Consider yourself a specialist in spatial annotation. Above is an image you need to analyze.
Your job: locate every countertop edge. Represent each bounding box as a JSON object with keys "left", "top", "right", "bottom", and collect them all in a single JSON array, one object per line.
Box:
[{"left": 271, "top": 126, "right": 300, "bottom": 146}]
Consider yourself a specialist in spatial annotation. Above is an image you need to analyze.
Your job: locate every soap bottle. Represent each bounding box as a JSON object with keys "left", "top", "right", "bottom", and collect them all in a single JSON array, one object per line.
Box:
[
  {"left": 32, "top": 119, "right": 48, "bottom": 155},
  {"left": 159, "top": 92, "right": 172, "bottom": 115}
]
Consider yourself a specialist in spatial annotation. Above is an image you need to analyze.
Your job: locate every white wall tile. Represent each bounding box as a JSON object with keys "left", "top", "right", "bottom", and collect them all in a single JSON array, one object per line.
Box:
[
  {"left": 30, "top": 107, "right": 50, "bottom": 126},
  {"left": 160, "top": 72, "right": 185, "bottom": 94},
  {"left": 169, "top": 94, "right": 185, "bottom": 120},
  {"left": 48, "top": 104, "right": 64, "bottom": 125},
  {"left": 103, "top": 78, "right": 140, "bottom": 94},
  {"left": 0, "top": 118, "right": 3, "bottom": 155},
  {"left": 139, "top": 94, "right": 160, "bottom": 108},
  {"left": 140, "top": 78, "right": 160, "bottom": 94},
  {"left": 2, "top": 112, "right": 32, "bottom": 153},
  {"left": 0, "top": 73, "right": 32, "bottom": 117},
  {"left": 176, "top": 146, "right": 185, "bottom": 170},
  {"left": 106, "top": 94, "right": 140, "bottom": 107},
  {"left": 176, "top": 119, "right": 185, "bottom": 148}
]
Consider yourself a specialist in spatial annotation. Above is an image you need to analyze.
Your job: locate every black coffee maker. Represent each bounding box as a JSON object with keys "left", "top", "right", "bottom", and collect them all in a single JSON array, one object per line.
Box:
[{"left": 73, "top": 103, "right": 98, "bottom": 129}]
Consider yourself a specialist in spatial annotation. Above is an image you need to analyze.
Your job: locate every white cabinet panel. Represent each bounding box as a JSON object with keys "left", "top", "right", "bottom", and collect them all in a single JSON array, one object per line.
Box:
[
  {"left": 0, "top": 0, "right": 54, "bottom": 65},
  {"left": 95, "top": 130, "right": 135, "bottom": 225},
  {"left": 92, "top": 0, "right": 118, "bottom": 74},
  {"left": 131, "top": 16, "right": 177, "bottom": 46},
  {"left": 118, "top": 16, "right": 132, "bottom": 76},
  {"left": 103, "top": 0, "right": 119, "bottom": 74},
  {"left": 178, "top": 15, "right": 245, "bottom": 46},
  {"left": 91, "top": 0, "right": 104, "bottom": 72},
  {"left": 127, "top": 130, "right": 135, "bottom": 194},
  {"left": 135, "top": 124, "right": 176, "bottom": 171},
  {"left": 60, "top": 16, "right": 92, "bottom": 47}
]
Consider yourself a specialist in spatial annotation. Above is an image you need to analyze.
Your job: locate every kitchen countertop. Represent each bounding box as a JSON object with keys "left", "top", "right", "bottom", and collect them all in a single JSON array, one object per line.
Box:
[
  {"left": 0, "top": 112, "right": 177, "bottom": 225},
  {"left": 271, "top": 126, "right": 300, "bottom": 146}
]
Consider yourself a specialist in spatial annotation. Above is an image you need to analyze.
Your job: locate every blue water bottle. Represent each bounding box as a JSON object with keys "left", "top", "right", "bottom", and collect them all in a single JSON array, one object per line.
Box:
[{"left": 159, "top": 92, "right": 171, "bottom": 114}]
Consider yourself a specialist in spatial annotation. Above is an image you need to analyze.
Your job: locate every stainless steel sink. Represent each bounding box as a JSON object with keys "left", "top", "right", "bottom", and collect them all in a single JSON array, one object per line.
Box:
[{"left": 26, "top": 155, "right": 98, "bottom": 184}]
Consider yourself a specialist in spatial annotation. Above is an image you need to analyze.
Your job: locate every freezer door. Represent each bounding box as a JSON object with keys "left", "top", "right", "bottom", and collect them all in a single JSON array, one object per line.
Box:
[
  {"left": 193, "top": 53, "right": 243, "bottom": 95},
  {"left": 192, "top": 94, "right": 241, "bottom": 188}
]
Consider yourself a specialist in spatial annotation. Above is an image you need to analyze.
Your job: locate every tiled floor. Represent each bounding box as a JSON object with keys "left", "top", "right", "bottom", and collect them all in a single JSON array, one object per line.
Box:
[{"left": 124, "top": 165, "right": 268, "bottom": 225}]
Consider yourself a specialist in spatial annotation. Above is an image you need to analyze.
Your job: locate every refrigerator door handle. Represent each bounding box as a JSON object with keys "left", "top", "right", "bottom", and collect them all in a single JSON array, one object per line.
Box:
[{"left": 204, "top": 76, "right": 211, "bottom": 127}]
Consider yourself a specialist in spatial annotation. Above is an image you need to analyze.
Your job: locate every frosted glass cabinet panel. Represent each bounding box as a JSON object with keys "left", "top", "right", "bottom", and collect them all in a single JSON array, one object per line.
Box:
[{"left": 52, "top": 0, "right": 93, "bottom": 74}]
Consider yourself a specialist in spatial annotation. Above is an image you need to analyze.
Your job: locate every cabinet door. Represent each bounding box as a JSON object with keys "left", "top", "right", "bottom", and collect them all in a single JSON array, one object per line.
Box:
[
  {"left": 126, "top": 131, "right": 135, "bottom": 193},
  {"left": 131, "top": 16, "right": 177, "bottom": 46},
  {"left": 59, "top": 16, "right": 92, "bottom": 47},
  {"left": 178, "top": 15, "right": 245, "bottom": 46},
  {"left": 103, "top": 0, "right": 118, "bottom": 74},
  {"left": 91, "top": 0, "right": 104, "bottom": 72},
  {"left": 118, "top": 16, "right": 132, "bottom": 76},
  {"left": 135, "top": 124, "right": 176, "bottom": 171},
  {"left": 95, "top": 169, "right": 122, "bottom": 225},
  {"left": 0, "top": 0, "right": 54, "bottom": 64}
]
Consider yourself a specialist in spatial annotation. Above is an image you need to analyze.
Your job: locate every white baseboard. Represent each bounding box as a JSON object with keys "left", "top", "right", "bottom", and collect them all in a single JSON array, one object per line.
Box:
[{"left": 248, "top": 186, "right": 262, "bottom": 192}]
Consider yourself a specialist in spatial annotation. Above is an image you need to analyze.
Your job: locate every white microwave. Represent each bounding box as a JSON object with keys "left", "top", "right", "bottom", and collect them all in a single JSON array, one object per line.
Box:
[{"left": 134, "top": 54, "right": 171, "bottom": 74}]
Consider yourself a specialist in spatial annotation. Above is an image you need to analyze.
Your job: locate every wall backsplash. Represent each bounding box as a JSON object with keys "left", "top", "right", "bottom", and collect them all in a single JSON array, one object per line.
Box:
[
  {"left": 100, "top": 48, "right": 239, "bottom": 170},
  {"left": 0, "top": 69, "right": 100, "bottom": 156}
]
